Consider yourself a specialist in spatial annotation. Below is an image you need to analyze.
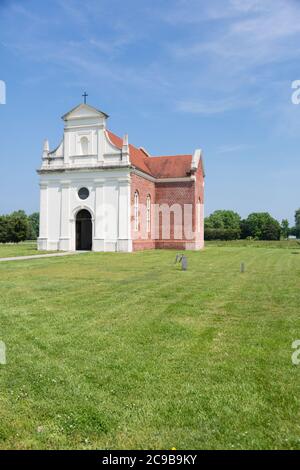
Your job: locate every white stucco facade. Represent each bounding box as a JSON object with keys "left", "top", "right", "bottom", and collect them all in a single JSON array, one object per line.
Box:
[{"left": 38, "top": 104, "right": 133, "bottom": 252}]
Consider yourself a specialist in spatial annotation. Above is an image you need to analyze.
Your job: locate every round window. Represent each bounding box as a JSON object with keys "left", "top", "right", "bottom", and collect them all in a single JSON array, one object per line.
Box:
[{"left": 78, "top": 187, "right": 89, "bottom": 200}]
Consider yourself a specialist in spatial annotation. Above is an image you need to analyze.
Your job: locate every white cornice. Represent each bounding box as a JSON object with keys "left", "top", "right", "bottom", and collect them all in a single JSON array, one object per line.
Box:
[
  {"left": 37, "top": 164, "right": 131, "bottom": 175},
  {"left": 38, "top": 164, "right": 196, "bottom": 183},
  {"left": 64, "top": 124, "right": 105, "bottom": 130},
  {"left": 156, "top": 177, "right": 194, "bottom": 183}
]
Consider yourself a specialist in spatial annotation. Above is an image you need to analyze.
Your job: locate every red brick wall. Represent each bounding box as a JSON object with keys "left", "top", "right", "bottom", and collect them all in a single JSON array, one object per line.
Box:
[
  {"left": 130, "top": 167, "right": 204, "bottom": 251},
  {"left": 131, "top": 173, "right": 156, "bottom": 251},
  {"left": 155, "top": 181, "right": 194, "bottom": 249}
]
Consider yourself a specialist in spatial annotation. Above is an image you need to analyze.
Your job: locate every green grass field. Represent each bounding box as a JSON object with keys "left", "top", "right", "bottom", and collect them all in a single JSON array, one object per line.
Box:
[
  {"left": 0, "top": 242, "right": 300, "bottom": 449},
  {"left": 0, "top": 241, "right": 52, "bottom": 258}
]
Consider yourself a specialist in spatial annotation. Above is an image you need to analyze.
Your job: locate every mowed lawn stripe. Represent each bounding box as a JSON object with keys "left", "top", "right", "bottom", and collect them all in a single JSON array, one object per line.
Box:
[{"left": 0, "top": 246, "right": 300, "bottom": 448}]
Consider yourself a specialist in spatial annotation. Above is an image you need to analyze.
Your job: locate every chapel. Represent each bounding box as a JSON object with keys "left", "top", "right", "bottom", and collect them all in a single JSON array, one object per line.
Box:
[{"left": 38, "top": 102, "right": 205, "bottom": 252}]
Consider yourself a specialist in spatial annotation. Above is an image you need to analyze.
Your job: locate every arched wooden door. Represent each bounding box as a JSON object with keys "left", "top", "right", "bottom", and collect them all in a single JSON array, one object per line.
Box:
[{"left": 76, "top": 209, "right": 92, "bottom": 251}]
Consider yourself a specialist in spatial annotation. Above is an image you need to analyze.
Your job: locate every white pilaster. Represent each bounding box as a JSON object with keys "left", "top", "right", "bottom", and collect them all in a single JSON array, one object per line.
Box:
[
  {"left": 59, "top": 181, "right": 71, "bottom": 251},
  {"left": 97, "top": 128, "right": 105, "bottom": 162},
  {"left": 38, "top": 182, "right": 48, "bottom": 250},
  {"left": 93, "top": 179, "right": 105, "bottom": 251},
  {"left": 117, "top": 178, "right": 132, "bottom": 252},
  {"left": 122, "top": 134, "right": 130, "bottom": 164},
  {"left": 63, "top": 131, "right": 70, "bottom": 164}
]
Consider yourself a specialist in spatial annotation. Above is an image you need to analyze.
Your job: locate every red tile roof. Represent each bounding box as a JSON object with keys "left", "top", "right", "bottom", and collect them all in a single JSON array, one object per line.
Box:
[
  {"left": 106, "top": 130, "right": 192, "bottom": 178},
  {"left": 146, "top": 155, "right": 192, "bottom": 178}
]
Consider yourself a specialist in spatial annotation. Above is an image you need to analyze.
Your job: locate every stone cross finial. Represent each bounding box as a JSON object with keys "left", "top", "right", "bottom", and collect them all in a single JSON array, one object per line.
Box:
[
  {"left": 122, "top": 134, "right": 130, "bottom": 163},
  {"left": 82, "top": 92, "right": 88, "bottom": 104},
  {"left": 42, "top": 139, "right": 49, "bottom": 160}
]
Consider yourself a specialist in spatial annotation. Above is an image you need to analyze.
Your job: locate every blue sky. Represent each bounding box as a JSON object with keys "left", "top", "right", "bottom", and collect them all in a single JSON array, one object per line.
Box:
[{"left": 0, "top": 0, "right": 300, "bottom": 224}]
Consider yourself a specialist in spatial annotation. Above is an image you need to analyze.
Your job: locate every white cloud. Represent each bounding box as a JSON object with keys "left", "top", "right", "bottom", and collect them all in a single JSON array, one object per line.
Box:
[
  {"left": 171, "top": 0, "right": 300, "bottom": 68},
  {"left": 165, "top": 0, "right": 300, "bottom": 125},
  {"left": 2, "top": 0, "right": 300, "bottom": 128},
  {"left": 216, "top": 144, "right": 252, "bottom": 154},
  {"left": 176, "top": 95, "right": 261, "bottom": 115},
  {"left": 162, "top": 0, "right": 267, "bottom": 24},
  {"left": 176, "top": 99, "right": 234, "bottom": 115}
]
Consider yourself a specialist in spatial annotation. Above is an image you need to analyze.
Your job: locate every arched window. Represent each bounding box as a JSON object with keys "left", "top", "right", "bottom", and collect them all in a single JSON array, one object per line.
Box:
[
  {"left": 80, "top": 136, "right": 89, "bottom": 155},
  {"left": 134, "top": 191, "right": 139, "bottom": 231},
  {"left": 146, "top": 195, "right": 151, "bottom": 233}
]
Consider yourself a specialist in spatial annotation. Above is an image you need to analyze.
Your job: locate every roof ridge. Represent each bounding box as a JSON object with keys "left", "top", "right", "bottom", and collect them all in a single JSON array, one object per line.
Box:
[{"left": 151, "top": 154, "right": 192, "bottom": 159}]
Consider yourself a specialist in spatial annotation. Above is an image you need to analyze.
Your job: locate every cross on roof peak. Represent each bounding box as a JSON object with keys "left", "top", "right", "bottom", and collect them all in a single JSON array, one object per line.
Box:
[{"left": 82, "top": 92, "right": 88, "bottom": 104}]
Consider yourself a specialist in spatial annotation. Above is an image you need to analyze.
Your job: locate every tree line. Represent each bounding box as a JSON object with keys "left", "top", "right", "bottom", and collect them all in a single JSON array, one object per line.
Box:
[
  {"left": 0, "top": 211, "right": 39, "bottom": 243},
  {"left": 205, "top": 209, "right": 300, "bottom": 240},
  {"left": 1, "top": 208, "right": 299, "bottom": 243}
]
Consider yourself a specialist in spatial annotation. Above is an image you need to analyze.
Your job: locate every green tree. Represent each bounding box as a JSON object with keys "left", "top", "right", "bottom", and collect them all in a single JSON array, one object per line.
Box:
[
  {"left": 205, "top": 210, "right": 241, "bottom": 230},
  {"left": 241, "top": 212, "right": 281, "bottom": 240},
  {"left": 7, "top": 211, "right": 29, "bottom": 243},
  {"left": 204, "top": 210, "right": 241, "bottom": 240},
  {"left": 294, "top": 209, "right": 300, "bottom": 239},
  {"left": 0, "top": 215, "right": 9, "bottom": 243},
  {"left": 290, "top": 226, "right": 296, "bottom": 236},
  {"left": 27, "top": 212, "right": 39, "bottom": 240},
  {"left": 295, "top": 208, "right": 300, "bottom": 226},
  {"left": 280, "top": 219, "right": 289, "bottom": 239}
]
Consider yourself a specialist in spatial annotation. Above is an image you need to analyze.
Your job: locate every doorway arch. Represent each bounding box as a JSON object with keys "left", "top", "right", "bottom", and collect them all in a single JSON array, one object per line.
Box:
[{"left": 76, "top": 209, "right": 92, "bottom": 251}]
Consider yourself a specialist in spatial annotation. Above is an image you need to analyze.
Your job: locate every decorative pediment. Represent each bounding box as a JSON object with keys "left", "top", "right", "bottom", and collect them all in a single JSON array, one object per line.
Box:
[{"left": 62, "top": 103, "right": 109, "bottom": 121}]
